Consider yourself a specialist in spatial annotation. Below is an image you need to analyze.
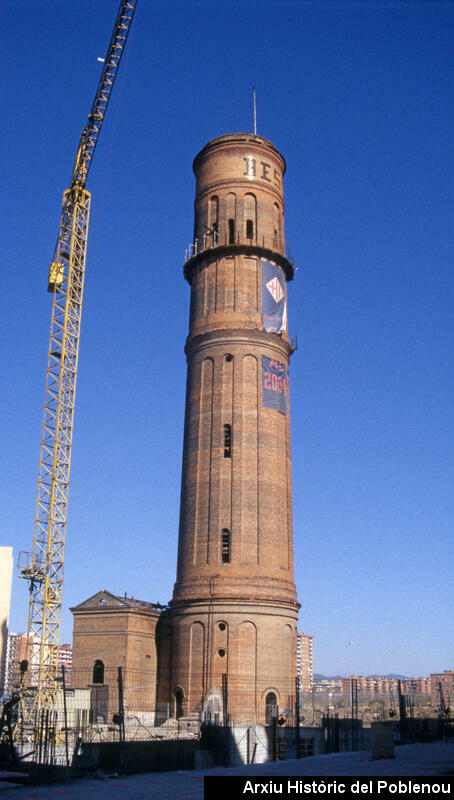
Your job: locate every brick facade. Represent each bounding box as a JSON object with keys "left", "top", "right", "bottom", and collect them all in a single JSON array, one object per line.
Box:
[
  {"left": 431, "top": 670, "right": 454, "bottom": 707},
  {"left": 297, "top": 632, "right": 314, "bottom": 694},
  {"left": 71, "top": 591, "right": 169, "bottom": 721},
  {"left": 341, "top": 675, "right": 432, "bottom": 698}
]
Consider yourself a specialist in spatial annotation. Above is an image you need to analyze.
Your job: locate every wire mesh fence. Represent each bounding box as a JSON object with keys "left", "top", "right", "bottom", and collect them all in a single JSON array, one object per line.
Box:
[
  {"left": 3, "top": 665, "right": 450, "bottom": 771},
  {"left": 59, "top": 667, "right": 303, "bottom": 733}
]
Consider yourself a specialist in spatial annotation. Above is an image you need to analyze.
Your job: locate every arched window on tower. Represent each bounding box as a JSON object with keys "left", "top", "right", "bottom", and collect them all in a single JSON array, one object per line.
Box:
[
  {"left": 209, "top": 196, "right": 219, "bottom": 246},
  {"left": 221, "top": 529, "right": 231, "bottom": 563},
  {"left": 226, "top": 192, "right": 236, "bottom": 244},
  {"left": 92, "top": 660, "right": 104, "bottom": 685},
  {"left": 244, "top": 193, "right": 257, "bottom": 243}
]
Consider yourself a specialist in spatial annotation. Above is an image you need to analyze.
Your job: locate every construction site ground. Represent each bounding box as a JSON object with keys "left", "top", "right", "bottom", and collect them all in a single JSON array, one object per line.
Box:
[{"left": 0, "top": 740, "right": 453, "bottom": 798}]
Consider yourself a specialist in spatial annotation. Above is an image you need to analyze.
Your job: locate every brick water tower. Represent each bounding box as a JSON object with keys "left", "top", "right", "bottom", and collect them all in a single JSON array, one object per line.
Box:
[{"left": 169, "top": 133, "right": 300, "bottom": 724}]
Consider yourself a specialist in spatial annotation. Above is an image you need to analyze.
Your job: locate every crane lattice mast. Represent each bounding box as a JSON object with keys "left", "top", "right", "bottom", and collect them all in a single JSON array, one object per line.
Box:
[{"left": 19, "top": 0, "right": 138, "bottom": 715}]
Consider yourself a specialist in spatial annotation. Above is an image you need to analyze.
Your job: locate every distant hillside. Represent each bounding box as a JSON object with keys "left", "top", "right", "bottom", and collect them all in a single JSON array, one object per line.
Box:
[
  {"left": 314, "top": 673, "right": 409, "bottom": 681},
  {"left": 374, "top": 674, "right": 409, "bottom": 680}
]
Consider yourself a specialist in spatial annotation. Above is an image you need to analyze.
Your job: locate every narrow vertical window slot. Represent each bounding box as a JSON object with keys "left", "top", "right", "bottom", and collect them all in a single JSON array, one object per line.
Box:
[
  {"left": 223, "top": 423, "right": 232, "bottom": 458},
  {"left": 221, "top": 529, "right": 230, "bottom": 563},
  {"left": 273, "top": 203, "right": 281, "bottom": 249},
  {"left": 228, "top": 218, "right": 235, "bottom": 244}
]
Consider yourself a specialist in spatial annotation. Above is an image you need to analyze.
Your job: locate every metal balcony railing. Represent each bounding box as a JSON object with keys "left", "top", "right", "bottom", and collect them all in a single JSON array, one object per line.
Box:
[{"left": 184, "top": 232, "right": 295, "bottom": 264}]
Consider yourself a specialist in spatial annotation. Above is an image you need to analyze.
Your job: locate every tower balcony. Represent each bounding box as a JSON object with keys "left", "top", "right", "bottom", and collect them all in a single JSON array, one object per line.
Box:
[{"left": 183, "top": 232, "right": 296, "bottom": 284}]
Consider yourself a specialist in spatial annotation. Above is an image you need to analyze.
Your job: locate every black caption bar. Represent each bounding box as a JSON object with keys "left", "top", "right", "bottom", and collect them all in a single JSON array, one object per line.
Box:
[{"left": 204, "top": 776, "right": 454, "bottom": 800}]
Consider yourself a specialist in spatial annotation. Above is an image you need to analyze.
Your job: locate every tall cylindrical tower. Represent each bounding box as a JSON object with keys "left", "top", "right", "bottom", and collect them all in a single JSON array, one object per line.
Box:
[{"left": 170, "top": 133, "right": 299, "bottom": 724}]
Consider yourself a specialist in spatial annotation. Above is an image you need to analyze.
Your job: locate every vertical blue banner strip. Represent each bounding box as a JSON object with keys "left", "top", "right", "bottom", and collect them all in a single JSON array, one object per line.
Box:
[{"left": 262, "top": 355, "right": 288, "bottom": 414}]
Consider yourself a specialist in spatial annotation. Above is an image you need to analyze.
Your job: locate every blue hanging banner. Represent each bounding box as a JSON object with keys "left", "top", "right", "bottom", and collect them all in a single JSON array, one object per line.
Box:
[
  {"left": 262, "top": 355, "right": 288, "bottom": 414},
  {"left": 262, "top": 260, "right": 286, "bottom": 333}
]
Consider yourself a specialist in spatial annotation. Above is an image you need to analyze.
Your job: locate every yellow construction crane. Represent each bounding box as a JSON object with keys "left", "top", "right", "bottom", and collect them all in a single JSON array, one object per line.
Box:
[{"left": 18, "top": 0, "right": 138, "bottom": 718}]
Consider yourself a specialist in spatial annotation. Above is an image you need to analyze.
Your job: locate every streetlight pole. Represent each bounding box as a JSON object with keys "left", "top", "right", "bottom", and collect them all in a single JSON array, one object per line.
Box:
[{"left": 348, "top": 641, "right": 354, "bottom": 705}]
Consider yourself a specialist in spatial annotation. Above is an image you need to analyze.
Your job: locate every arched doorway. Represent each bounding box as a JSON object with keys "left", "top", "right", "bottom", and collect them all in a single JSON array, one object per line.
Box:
[
  {"left": 265, "top": 691, "right": 278, "bottom": 724},
  {"left": 174, "top": 687, "right": 184, "bottom": 719}
]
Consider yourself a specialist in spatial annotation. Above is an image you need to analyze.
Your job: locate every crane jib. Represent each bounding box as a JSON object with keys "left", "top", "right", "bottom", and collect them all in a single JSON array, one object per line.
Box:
[
  {"left": 19, "top": 0, "right": 138, "bottom": 727},
  {"left": 71, "top": 0, "right": 138, "bottom": 190}
]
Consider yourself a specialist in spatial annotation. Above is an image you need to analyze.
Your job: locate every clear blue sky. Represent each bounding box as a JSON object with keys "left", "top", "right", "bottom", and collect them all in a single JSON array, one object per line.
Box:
[{"left": 1, "top": 0, "right": 453, "bottom": 678}]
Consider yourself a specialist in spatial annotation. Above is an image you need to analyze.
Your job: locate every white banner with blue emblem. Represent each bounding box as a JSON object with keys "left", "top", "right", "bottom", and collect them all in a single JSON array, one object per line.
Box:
[{"left": 262, "top": 260, "right": 287, "bottom": 333}]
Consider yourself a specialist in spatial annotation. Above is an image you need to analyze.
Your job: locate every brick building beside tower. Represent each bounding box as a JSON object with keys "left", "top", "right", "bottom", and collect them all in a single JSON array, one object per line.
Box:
[{"left": 168, "top": 133, "right": 300, "bottom": 724}]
